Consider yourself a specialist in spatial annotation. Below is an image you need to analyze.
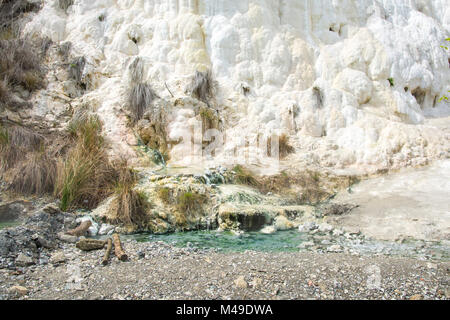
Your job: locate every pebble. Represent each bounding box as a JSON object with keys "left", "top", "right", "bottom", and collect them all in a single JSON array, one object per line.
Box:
[
  {"left": 15, "top": 254, "right": 34, "bottom": 267},
  {"left": 250, "top": 277, "right": 263, "bottom": 288},
  {"left": 234, "top": 276, "right": 248, "bottom": 289},
  {"left": 50, "top": 252, "right": 67, "bottom": 265},
  {"left": 327, "top": 245, "right": 343, "bottom": 253},
  {"left": 9, "top": 286, "right": 28, "bottom": 296}
]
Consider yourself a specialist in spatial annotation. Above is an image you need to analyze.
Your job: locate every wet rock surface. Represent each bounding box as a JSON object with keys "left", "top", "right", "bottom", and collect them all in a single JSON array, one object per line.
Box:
[{"left": 0, "top": 207, "right": 76, "bottom": 270}]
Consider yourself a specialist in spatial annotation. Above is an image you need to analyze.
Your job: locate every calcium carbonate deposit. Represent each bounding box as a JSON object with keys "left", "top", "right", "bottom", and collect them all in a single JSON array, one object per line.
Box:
[{"left": 21, "top": 0, "right": 450, "bottom": 173}]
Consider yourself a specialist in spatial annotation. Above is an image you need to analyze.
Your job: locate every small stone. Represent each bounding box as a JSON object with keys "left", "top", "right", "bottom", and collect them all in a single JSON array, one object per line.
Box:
[
  {"left": 298, "top": 241, "right": 315, "bottom": 249},
  {"left": 234, "top": 276, "right": 248, "bottom": 289},
  {"left": 137, "top": 251, "right": 145, "bottom": 259},
  {"left": 409, "top": 294, "right": 423, "bottom": 300},
  {"left": 42, "top": 203, "right": 60, "bottom": 214},
  {"left": 50, "top": 252, "right": 67, "bottom": 264},
  {"left": 327, "top": 245, "right": 343, "bottom": 253},
  {"left": 9, "top": 285, "right": 28, "bottom": 296},
  {"left": 260, "top": 225, "right": 276, "bottom": 234},
  {"left": 15, "top": 253, "right": 34, "bottom": 267},
  {"left": 250, "top": 277, "right": 263, "bottom": 288},
  {"left": 98, "top": 223, "right": 115, "bottom": 236},
  {"left": 57, "top": 232, "right": 78, "bottom": 243},
  {"left": 318, "top": 223, "right": 333, "bottom": 233},
  {"left": 32, "top": 234, "right": 54, "bottom": 249}
]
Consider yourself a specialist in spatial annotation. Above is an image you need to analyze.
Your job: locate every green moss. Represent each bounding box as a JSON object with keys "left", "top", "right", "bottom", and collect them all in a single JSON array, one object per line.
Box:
[
  {"left": 388, "top": 77, "right": 395, "bottom": 87},
  {"left": 232, "top": 165, "right": 260, "bottom": 187},
  {"left": 156, "top": 186, "right": 171, "bottom": 204},
  {"left": 176, "top": 191, "right": 206, "bottom": 214}
]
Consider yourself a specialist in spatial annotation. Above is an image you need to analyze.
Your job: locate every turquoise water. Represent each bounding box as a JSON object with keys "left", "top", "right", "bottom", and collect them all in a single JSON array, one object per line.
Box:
[
  {"left": 0, "top": 221, "right": 22, "bottom": 230},
  {"left": 129, "top": 230, "right": 311, "bottom": 252},
  {"left": 125, "top": 229, "right": 450, "bottom": 260}
]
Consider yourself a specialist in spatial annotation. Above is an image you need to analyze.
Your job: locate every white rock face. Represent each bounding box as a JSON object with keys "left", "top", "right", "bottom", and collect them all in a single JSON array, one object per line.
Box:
[{"left": 24, "top": 0, "right": 450, "bottom": 173}]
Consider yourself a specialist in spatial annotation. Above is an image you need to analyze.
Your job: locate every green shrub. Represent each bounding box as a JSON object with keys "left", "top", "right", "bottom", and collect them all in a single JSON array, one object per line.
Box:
[
  {"left": 176, "top": 191, "right": 206, "bottom": 214},
  {"left": 156, "top": 186, "right": 171, "bottom": 204},
  {"left": 232, "top": 165, "right": 260, "bottom": 187}
]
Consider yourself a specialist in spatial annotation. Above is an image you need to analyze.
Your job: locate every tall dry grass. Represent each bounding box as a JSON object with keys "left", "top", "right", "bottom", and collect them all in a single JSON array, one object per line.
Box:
[
  {"left": 109, "top": 161, "right": 150, "bottom": 228},
  {"left": 187, "top": 70, "right": 217, "bottom": 106},
  {"left": 55, "top": 115, "right": 117, "bottom": 211},
  {"left": 128, "top": 83, "right": 158, "bottom": 123}
]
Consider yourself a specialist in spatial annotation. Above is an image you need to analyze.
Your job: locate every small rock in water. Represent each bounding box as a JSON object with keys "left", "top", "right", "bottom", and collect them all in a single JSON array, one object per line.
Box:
[
  {"left": 409, "top": 294, "right": 423, "bottom": 300},
  {"left": 98, "top": 223, "right": 115, "bottom": 236},
  {"left": 57, "top": 232, "right": 78, "bottom": 243},
  {"left": 234, "top": 276, "right": 248, "bottom": 289},
  {"left": 298, "top": 241, "right": 315, "bottom": 249},
  {"left": 260, "top": 225, "right": 276, "bottom": 234}
]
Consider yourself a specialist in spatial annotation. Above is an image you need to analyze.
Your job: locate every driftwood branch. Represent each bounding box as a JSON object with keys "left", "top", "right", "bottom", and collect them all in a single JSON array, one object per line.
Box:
[
  {"left": 101, "top": 238, "right": 113, "bottom": 265},
  {"left": 67, "top": 220, "right": 92, "bottom": 236},
  {"left": 76, "top": 239, "right": 106, "bottom": 251},
  {"left": 113, "top": 233, "right": 128, "bottom": 261}
]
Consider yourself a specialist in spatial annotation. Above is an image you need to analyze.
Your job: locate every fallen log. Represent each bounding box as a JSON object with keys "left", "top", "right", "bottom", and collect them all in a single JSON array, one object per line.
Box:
[
  {"left": 101, "top": 238, "right": 113, "bottom": 265},
  {"left": 67, "top": 220, "right": 92, "bottom": 236},
  {"left": 76, "top": 239, "right": 106, "bottom": 251},
  {"left": 113, "top": 233, "right": 128, "bottom": 261}
]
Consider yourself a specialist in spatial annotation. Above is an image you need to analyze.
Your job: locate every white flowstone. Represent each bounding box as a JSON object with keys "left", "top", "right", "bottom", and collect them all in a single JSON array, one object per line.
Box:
[
  {"left": 75, "top": 216, "right": 99, "bottom": 237},
  {"left": 274, "top": 216, "right": 294, "bottom": 231},
  {"left": 22, "top": 0, "right": 450, "bottom": 173},
  {"left": 98, "top": 223, "right": 115, "bottom": 236}
]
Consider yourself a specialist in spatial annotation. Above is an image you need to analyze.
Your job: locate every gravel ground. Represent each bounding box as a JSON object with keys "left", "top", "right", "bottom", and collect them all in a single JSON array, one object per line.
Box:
[{"left": 1, "top": 240, "right": 449, "bottom": 300}]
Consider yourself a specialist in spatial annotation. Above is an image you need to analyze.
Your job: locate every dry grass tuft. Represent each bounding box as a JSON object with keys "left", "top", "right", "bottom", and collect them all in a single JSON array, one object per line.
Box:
[
  {"left": 0, "top": 124, "right": 45, "bottom": 172},
  {"left": 278, "top": 134, "right": 294, "bottom": 159},
  {"left": 109, "top": 160, "right": 150, "bottom": 228},
  {"left": 68, "top": 56, "right": 86, "bottom": 86},
  {"left": 7, "top": 151, "right": 57, "bottom": 195},
  {"left": 128, "top": 83, "right": 158, "bottom": 123},
  {"left": 58, "top": 0, "right": 73, "bottom": 13},
  {"left": 187, "top": 70, "right": 217, "bottom": 106},
  {"left": 232, "top": 165, "right": 260, "bottom": 187},
  {"left": 0, "top": 0, "right": 40, "bottom": 30},
  {"left": 0, "top": 80, "right": 11, "bottom": 109},
  {"left": 129, "top": 57, "right": 144, "bottom": 83},
  {"left": 55, "top": 115, "right": 117, "bottom": 211},
  {"left": 0, "top": 38, "right": 44, "bottom": 91}
]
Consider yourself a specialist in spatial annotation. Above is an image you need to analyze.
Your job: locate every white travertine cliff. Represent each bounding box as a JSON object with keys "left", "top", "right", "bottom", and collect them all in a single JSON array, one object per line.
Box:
[{"left": 23, "top": 0, "right": 450, "bottom": 173}]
